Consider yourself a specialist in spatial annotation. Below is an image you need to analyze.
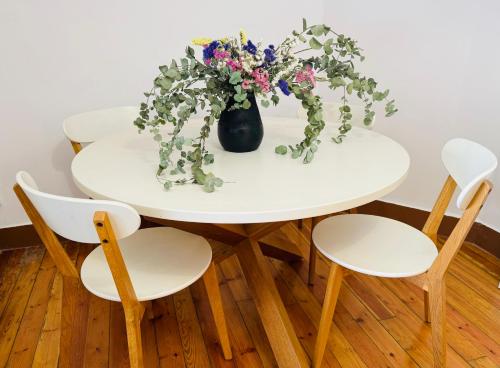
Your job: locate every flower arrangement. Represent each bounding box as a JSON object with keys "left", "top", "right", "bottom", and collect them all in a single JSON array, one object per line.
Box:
[{"left": 134, "top": 19, "right": 397, "bottom": 192}]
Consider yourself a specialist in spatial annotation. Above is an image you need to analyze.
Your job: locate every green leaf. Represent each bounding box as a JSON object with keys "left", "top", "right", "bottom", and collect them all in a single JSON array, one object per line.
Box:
[
  {"left": 314, "top": 110, "right": 323, "bottom": 121},
  {"left": 386, "top": 109, "right": 398, "bottom": 117},
  {"left": 207, "top": 79, "right": 216, "bottom": 89},
  {"left": 163, "top": 181, "right": 173, "bottom": 190},
  {"left": 186, "top": 46, "right": 195, "bottom": 58},
  {"left": 234, "top": 92, "right": 247, "bottom": 103},
  {"left": 159, "top": 65, "right": 169, "bottom": 75},
  {"left": 271, "top": 95, "right": 280, "bottom": 105},
  {"left": 303, "top": 150, "right": 314, "bottom": 164},
  {"left": 275, "top": 145, "right": 287, "bottom": 155},
  {"left": 324, "top": 43, "right": 333, "bottom": 55},
  {"left": 309, "top": 37, "right": 322, "bottom": 49},
  {"left": 242, "top": 99, "right": 251, "bottom": 109},
  {"left": 229, "top": 71, "right": 243, "bottom": 85},
  {"left": 332, "top": 134, "right": 345, "bottom": 143},
  {"left": 174, "top": 136, "right": 184, "bottom": 150},
  {"left": 193, "top": 168, "right": 206, "bottom": 184},
  {"left": 373, "top": 89, "right": 390, "bottom": 101},
  {"left": 203, "top": 181, "right": 215, "bottom": 193},
  {"left": 202, "top": 173, "right": 221, "bottom": 192},
  {"left": 311, "top": 25, "right": 325, "bottom": 37},
  {"left": 212, "top": 103, "right": 221, "bottom": 115},
  {"left": 213, "top": 177, "right": 223, "bottom": 187},
  {"left": 261, "top": 99, "right": 270, "bottom": 108},
  {"left": 166, "top": 68, "right": 181, "bottom": 80},
  {"left": 203, "top": 153, "right": 214, "bottom": 165},
  {"left": 181, "top": 58, "right": 188, "bottom": 69},
  {"left": 302, "top": 18, "right": 307, "bottom": 31},
  {"left": 373, "top": 91, "right": 385, "bottom": 101},
  {"left": 330, "top": 77, "right": 345, "bottom": 87},
  {"left": 159, "top": 78, "right": 172, "bottom": 90}
]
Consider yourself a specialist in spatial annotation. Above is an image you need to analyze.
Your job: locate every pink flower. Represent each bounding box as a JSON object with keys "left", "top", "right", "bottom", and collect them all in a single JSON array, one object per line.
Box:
[
  {"left": 295, "top": 65, "right": 316, "bottom": 87},
  {"left": 214, "top": 49, "right": 230, "bottom": 60},
  {"left": 226, "top": 59, "right": 241, "bottom": 71},
  {"left": 251, "top": 68, "right": 269, "bottom": 82},
  {"left": 204, "top": 58, "right": 212, "bottom": 65},
  {"left": 251, "top": 68, "right": 271, "bottom": 92},
  {"left": 242, "top": 79, "right": 252, "bottom": 90},
  {"left": 260, "top": 81, "right": 271, "bottom": 93}
]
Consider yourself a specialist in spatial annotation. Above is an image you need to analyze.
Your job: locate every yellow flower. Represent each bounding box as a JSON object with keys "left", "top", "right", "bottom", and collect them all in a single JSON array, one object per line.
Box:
[
  {"left": 192, "top": 37, "right": 212, "bottom": 46},
  {"left": 240, "top": 29, "right": 248, "bottom": 45},
  {"left": 219, "top": 37, "right": 230, "bottom": 44}
]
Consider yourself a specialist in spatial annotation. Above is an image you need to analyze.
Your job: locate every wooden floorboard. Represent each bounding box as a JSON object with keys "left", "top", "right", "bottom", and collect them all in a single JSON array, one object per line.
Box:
[{"left": 0, "top": 225, "right": 499, "bottom": 367}]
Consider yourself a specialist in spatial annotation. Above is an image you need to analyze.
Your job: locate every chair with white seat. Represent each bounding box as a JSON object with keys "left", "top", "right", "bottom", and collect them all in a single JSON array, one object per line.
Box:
[
  {"left": 63, "top": 106, "right": 139, "bottom": 154},
  {"left": 13, "top": 171, "right": 232, "bottom": 368},
  {"left": 311, "top": 138, "right": 497, "bottom": 368},
  {"left": 298, "top": 102, "right": 375, "bottom": 285}
]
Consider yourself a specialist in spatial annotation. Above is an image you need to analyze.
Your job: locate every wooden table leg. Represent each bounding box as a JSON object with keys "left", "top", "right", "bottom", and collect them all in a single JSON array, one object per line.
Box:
[
  {"left": 236, "top": 238, "right": 309, "bottom": 368},
  {"left": 256, "top": 221, "right": 304, "bottom": 262}
]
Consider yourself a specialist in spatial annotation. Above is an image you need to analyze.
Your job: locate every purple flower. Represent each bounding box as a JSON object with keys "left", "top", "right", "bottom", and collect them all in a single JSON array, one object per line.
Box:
[
  {"left": 203, "top": 40, "right": 220, "bottom": 60},
  {"left": 243, "top": 40, "right": 257, "bottom": 55},
  {"left": 278, "top": 79, "right": 291, "bottom": 96},
  {"left": 264, "top": 47, "right": 276, "bottom": 63}
]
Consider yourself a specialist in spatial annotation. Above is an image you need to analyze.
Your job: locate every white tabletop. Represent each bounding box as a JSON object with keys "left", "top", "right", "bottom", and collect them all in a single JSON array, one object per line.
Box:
[{"left": 71, "top": 116, "right": 410, "bottom": 224}]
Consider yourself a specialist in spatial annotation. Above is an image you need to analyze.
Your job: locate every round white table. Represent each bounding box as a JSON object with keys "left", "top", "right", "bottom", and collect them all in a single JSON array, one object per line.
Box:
[
  {"left": 71, "top": 116, "right": 409, "bottom": 368},
  {"left": 72, "top": 116, "right": 409, "bottom": 224}
]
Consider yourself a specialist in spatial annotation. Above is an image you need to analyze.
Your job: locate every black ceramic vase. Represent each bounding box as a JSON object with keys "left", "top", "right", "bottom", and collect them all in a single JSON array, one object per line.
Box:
[{"left": 217, "top": 94, "right": 264, "bottom": 153}]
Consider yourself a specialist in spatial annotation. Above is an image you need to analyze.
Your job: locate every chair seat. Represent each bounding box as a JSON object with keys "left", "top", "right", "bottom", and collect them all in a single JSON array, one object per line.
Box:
[
  {"left": 312, "top": 214, "right": 438, "bottom": 278},
  {"left": 81, "top": 227, "right": 212, "bottom": 302}
]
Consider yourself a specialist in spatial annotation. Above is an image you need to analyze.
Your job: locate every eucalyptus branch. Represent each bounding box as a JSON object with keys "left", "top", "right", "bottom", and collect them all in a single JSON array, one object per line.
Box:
[{"left": 294, "top": 48, "right": 313, "bottom": 54}]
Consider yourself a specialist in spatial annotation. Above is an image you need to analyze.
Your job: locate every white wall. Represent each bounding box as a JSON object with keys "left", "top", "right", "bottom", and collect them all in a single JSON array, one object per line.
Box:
[
  {"left": 0, "top": 0, "right": 323, "bottom": 228},
  {"left": 1, "top": 0, "right": 499, "bottom": 231},
  {"left": 323, "top": 0, "right": 500, "bottom": 231}
]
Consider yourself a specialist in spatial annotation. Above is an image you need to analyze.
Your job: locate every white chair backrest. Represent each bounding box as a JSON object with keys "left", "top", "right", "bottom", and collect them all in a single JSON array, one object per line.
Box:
[
  {"left": 297, "top": 102, "right": 375, "bottom": 129},
  {"left": 63, "top": 106, "right": 139, "bottom": 144},
  {"left": 16, "top": 171, "right": 141, "bottom": 243},
  {"left": 441, "top": 138, "right": 497, "bottom": 210}
]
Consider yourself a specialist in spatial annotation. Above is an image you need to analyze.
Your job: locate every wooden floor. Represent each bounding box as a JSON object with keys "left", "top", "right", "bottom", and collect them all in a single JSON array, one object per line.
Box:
[{"left": 0, "top": 222, "right": 499, "bottom": 368}]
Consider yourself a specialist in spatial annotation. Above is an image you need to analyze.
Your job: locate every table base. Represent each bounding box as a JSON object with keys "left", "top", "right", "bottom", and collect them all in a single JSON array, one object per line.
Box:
[{"left": 144, "top": 217, "right": 309, "bottom": 368}]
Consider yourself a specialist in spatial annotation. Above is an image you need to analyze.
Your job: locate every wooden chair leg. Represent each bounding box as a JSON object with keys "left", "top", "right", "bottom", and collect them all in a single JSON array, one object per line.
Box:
[
  {"left": 313, "top": 263, "right": 344, "bottom": 368},
  {"left": 202, "top": 262, "right": 232, "bottom": 360},
  {"left": 349, "top": 207, "right": 358, "bottom": 214},
  {"left": 428, "top": 280, "right": 446, "bottom": 368},
  {"left": 124, "top": 307, "right": 145, "bottom": 368},
  {"left": 308, "top": 217, "right": 320, "bottom": 285},
  {"left": 308, "top": 242, "right": 317, "bottom": 285},
  {"left": 297, "top": 218, "right": 303, "bottom": 229},
  {"left": 424, "top": 290, "right": 431, "bottom": 323}
]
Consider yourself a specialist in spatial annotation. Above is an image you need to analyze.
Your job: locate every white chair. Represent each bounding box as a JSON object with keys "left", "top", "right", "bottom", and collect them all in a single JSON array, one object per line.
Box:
[
  {"left": 298, "top": 102, "right": 374, "bottom": 284},
  {"left": 311, "top": 138, "right": 497, "bottom": 368},
  {"left": 63, "top": 106, "right": 139, "bottom": 153},
  {"left": 13, "top": 171, "right": 232, "bottom": 368},
  {"left": 297, "top": 102, "right": 375, "bottom": 128}
]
